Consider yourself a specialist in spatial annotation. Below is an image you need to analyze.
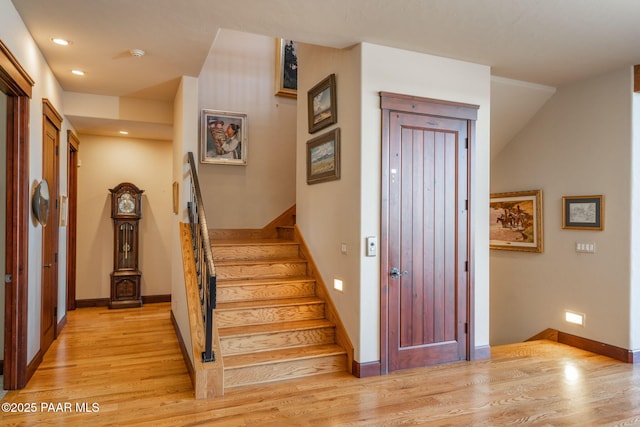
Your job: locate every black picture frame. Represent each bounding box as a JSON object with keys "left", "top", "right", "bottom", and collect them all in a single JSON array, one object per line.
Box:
[
  {"left": 275, "top": 38, "right": 297, "bottom": 98},
  {"left": 307, "top": 73, "right": 337, "bottom": 134}
]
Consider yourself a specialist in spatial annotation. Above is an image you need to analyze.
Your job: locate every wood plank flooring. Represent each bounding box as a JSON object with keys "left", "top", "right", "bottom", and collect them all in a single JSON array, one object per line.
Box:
[{"left": 2, "top": 303, "right": 640, "bottom": 426}]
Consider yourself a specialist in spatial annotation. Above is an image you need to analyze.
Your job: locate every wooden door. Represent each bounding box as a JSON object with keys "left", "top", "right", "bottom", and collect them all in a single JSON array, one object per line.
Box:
[
  {"left": 66, "top": 131, "right": 79, "bottom": 311},
  {"left": 41, "top": 100, "right": 61, "bottom": 355},
  {"left": 381, "top": 93, "right": 476, "bottom": 373}
]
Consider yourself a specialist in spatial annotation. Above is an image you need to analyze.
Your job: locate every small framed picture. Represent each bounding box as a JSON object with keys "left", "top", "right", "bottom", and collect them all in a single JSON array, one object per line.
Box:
[
  {"left": 306, "top": 128, "right": 340, "bottom": 185},
  {"left": 490, "top": 189, "right": 544, "bottom": 253},
  {"left": 201, "top": 109, "right": 247, "bottom": 165},
  {"left": 307, "top": 73, "right": 337, "bottom": 134},
  {"left": 562, "top": 195, "right": 603, "bottom": 230},
  {"left": 275, "top": 38, "right": 297, "bottom": 98}
]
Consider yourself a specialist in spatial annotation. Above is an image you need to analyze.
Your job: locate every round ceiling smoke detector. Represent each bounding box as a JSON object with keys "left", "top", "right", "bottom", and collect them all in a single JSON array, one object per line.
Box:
[{"left": 129, "top": 48, "right": 145, "bottom": 58}]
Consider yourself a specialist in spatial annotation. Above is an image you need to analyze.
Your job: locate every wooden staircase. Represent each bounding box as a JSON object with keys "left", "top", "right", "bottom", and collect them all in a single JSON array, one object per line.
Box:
[{"left": 211, "top": 228, "right": 349, "bottom": 389}]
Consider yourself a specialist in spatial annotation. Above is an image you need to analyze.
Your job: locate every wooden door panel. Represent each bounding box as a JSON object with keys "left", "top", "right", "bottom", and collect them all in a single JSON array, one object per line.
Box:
[
  {"left": 386, "top": 109, "right": 469, "bottom": 372},
  {"left": 41, "top": 117, "right": 57, "bottom": 353},
  {"left": 41, "top": 100, "right": 60, "bottom": 356}
]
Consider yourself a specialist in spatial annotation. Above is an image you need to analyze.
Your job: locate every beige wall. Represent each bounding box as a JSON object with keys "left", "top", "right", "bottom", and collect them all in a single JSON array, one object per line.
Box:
[
  {"left": 171, "top": 76, "right": 200, "bottom": 364},
  {"left": 198, "top": 29, "right": 297, "bottom": 228},
  {"left": 491, "top": 67, "right": 634, "bottom": 349},
  {"left": 76, "top": 135, "right": 173, "bottom": 300},
  {"left": 297, "top": 42, "right": 491, "bottom": 363}
]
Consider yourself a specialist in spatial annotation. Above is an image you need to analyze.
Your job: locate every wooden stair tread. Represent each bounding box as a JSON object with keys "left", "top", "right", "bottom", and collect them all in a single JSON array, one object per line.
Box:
[
  {"left": 212, "top": 238, "right": 298, "bottom": 246},
  {"left": 215, "top": 257, "right": 307, "bottom": 267},
  {"left": 216, "top": 276, "right": 314, "bottom": 286},
  {"left": 218, "top": 319, "right": 334, "bottom": 338},
  {"left": 224, "top": 344, "right": 346, "bottom": 369},
  {"left": 216, "top": 296, "right": 324, "bottom": 311}
]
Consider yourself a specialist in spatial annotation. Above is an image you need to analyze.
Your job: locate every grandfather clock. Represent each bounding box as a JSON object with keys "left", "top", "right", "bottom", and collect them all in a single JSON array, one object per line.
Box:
[{"left": 109, "top": 182, "right": 144, "bottom": 309}]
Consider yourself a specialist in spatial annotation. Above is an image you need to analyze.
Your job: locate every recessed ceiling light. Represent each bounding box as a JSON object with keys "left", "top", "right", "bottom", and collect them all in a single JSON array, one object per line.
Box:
[
  {"left": 51, "top": 37, "right": 71, "bottom": 46},
  {"left": 71, "top": 69, "right": 85, "bottom": 76},
  {"left": 119, "top": 131, "right": 129, "bottom": 135}
]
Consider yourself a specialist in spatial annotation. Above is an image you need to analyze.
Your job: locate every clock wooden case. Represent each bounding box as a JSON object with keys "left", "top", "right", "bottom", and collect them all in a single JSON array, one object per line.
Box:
[{"left": 109, "top": 182, "right": 144, "bottom": 309}]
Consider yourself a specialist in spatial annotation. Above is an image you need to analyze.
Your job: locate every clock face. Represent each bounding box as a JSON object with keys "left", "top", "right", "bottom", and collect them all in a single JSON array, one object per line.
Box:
[{"left": 118, "top": 193, "right": 136, "bottom": 214}]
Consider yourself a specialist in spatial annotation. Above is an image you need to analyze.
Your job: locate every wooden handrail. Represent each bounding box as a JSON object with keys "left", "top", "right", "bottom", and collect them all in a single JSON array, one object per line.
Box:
[{"left": 186, "top": 152, "right": 216, "bottom": 362}]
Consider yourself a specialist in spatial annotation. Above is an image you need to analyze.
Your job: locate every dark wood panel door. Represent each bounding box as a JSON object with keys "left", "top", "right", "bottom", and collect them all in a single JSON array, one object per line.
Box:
[
  {"left": 382, "top": 102, "right": 470, "bottom": 372},
  {"left": 41, "top": 106, "right": 60, "bottom": 355}
]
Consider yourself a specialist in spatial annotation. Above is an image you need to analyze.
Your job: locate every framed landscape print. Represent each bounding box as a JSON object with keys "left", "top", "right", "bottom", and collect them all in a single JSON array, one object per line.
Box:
[
  {"left": 307, "top": 73, "right": 337, "bottom": 134},
  {"left": 306, "top": 128, "right": 340, "bottom": 184},
  {"left": 200, "top": 109, "right": 248, "bottom": 165},
  {"left": 562, "top": 195, "right": 603, "bottom": 230},
  {"left": 490, "top": 189, "right": 544, "bottom": 253},
  {"left": 275, "top": 38, "right": 297, "bottom": 98}
]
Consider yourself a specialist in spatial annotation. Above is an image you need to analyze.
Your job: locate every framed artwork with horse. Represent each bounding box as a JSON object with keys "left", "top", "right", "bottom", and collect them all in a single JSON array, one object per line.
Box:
[{"left": 490, "top": 189, "right": 543, "bottom": 253}]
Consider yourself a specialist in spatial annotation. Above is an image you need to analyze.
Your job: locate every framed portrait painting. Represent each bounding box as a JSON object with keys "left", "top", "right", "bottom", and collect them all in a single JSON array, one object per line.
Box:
[
  {"left": 307, "top": 73, "right": 337, "bottom": 134},
  {"left": 275, "top": 38, "right": 297, "bottom": 98},
  {"left": 562, "top": 195, "right": 603, "bottom": 230},
  {"left": 200, "top": 109, "right": 248, "bottom": 165},
  {"left": 306, "top": 128, "right": 340, "bottom": 184},
  {"left": 490, "top": 189, "right": 544, "bottom": 253}
]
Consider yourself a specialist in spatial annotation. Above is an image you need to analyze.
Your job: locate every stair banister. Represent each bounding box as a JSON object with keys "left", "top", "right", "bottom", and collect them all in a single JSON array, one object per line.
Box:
[{"left": 186, "top": 152, "right": 216, "bottom": 362}]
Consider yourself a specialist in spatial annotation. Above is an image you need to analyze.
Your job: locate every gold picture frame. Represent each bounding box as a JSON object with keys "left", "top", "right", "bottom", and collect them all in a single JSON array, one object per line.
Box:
[
  {"left": 274, "top": 38, "right": 297, "bottom": 98},
  {"left": 172, "top": 182, "right": 179, "bottom": 214},
  {"left": 562, "top": 195, "right": 603, "bottom": 230},
  {"left": 490, "top": 189, "right": 544, "bottom": 253}
]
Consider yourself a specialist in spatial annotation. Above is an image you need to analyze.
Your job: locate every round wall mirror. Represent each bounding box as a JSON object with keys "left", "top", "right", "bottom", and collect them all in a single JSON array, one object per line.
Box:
[{"left": 32, "top": 179, "right": 51, "bottom": 226}]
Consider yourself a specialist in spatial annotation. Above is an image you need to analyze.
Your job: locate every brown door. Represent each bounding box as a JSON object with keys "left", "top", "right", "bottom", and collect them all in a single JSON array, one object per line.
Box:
[
  {"left": 41, "top": 101, "right": 60, "bottom": 355},
  {"left": 66, "top": 131, "right": 79, "bottom": 311},
  {"left": 381, "top": 93, "right": 475, "bottom": 373}
]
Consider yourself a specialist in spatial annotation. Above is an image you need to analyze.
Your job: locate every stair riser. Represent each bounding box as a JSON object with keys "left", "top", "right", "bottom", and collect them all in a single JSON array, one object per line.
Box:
[
  {"left": 213, "top": 244, "right": 299, "bottom": 261},
  {"left": 224, "top": 354, "right": 347, "bottom": 388},
  {"left": 216, "top": 304, "right": 325, "bottom": 327},
  {"left": 217, "top": 282, "right": 316, "bottom": 303},
  {"left": 216, "top": 262, "right": 307, "bottom": 280},
  {"left": 221, "top": 328, "right": 336, "bottom": 355}
]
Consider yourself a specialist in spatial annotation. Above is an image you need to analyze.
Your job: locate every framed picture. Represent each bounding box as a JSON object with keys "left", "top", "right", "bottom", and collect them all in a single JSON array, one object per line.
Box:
[
  {"left": 562, "top": 195, "right": 603, "bottom": 230},
  {"left": 172, "top": 182, "right": 179, "bottom": 214},
  {"left": 307, "top": 73, "right": 337, "bottom": 134},
  {"left": 490, "top": 189, "right": 544, "bottom": 253},
  {"left": 200, "top": 109, "right": 247, "bottom": 165},
  {"left": 306, "top": 128, "right": 340, "bottom": 185},
  {"left": 275, "top": 38, "right": 297, "bottom": 98}
]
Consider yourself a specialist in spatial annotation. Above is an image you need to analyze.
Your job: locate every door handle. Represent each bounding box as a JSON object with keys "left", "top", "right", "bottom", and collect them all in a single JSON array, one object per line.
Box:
[
  {"left": 390, "top": 267, "right": 409, "bottom": 279},
  {"left": 43, "top": 264, "right": 52, "bottom": 268}
]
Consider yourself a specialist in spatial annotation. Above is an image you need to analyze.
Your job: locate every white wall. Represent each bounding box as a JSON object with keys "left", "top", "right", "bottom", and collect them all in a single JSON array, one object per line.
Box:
[
  {"left": 297, "top": 42, "right": 491, "bottom": 363},
  {"left": 198, "top": 29, "right": 297, "bottom": 228},
  {"left": 76, "top": 135, "right": 173, "bottom": 300},
  {"left": 491, "top": 67, "right": 633, "bottom": 349},
  {"left": 1, "top": 0, "right": 70, "bottom": 362}
]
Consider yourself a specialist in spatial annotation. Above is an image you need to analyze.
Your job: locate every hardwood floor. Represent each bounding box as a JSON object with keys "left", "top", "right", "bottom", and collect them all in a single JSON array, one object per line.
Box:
[{"left": 2, "top": 303, "right": 640, "bottom": 426}]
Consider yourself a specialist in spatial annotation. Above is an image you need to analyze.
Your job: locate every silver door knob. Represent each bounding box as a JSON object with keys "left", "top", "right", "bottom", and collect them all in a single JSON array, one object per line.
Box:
[{"left": 390, "top": 267, "right": 409, "bottom": 279}]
